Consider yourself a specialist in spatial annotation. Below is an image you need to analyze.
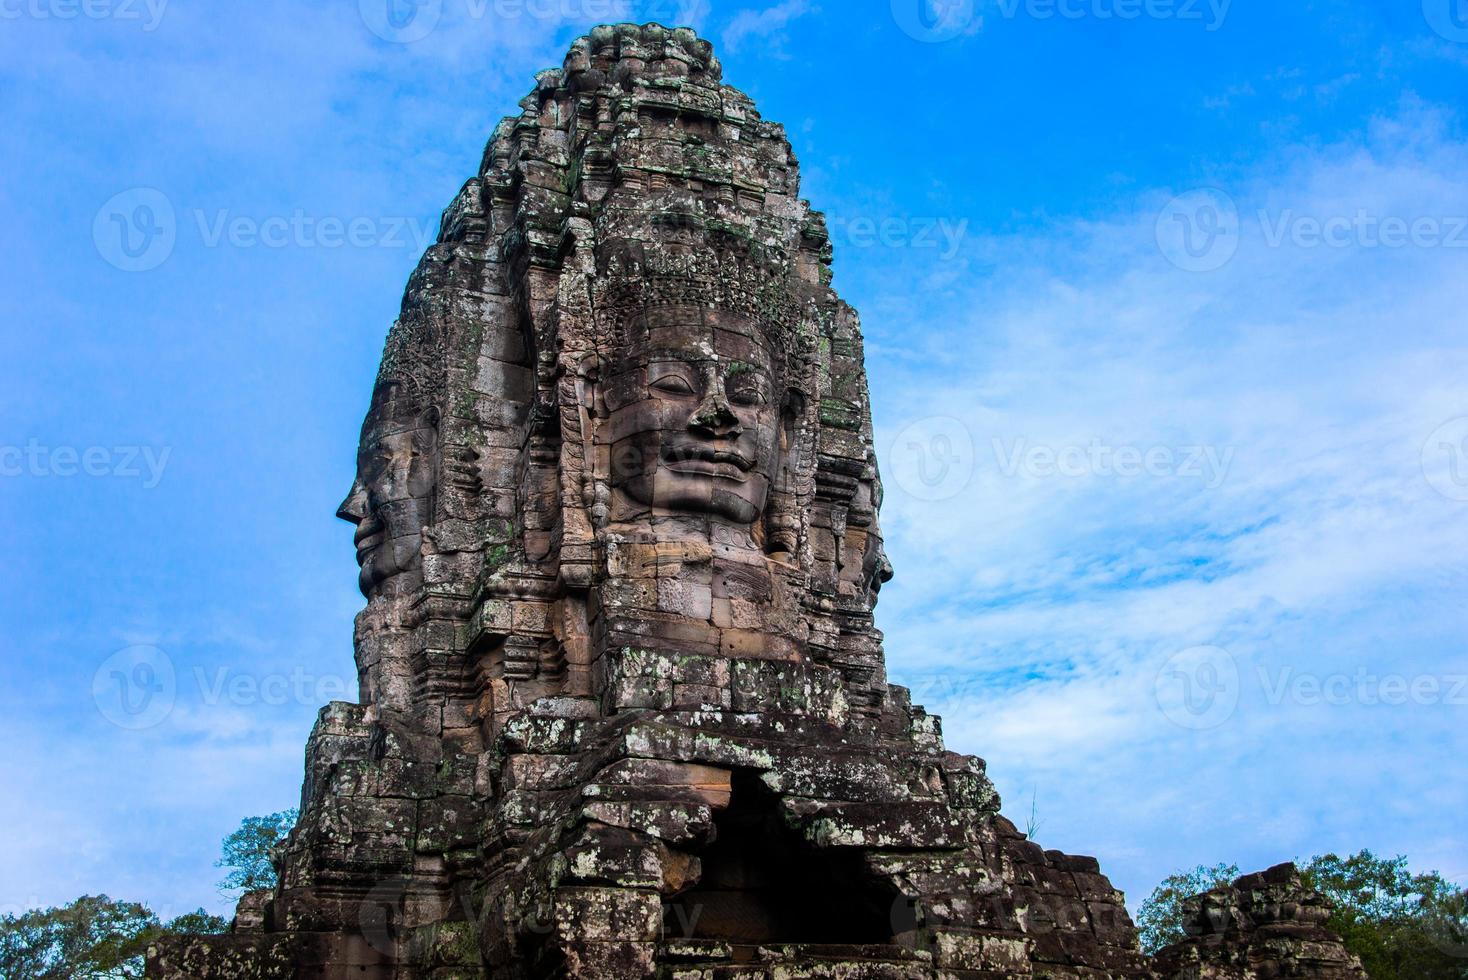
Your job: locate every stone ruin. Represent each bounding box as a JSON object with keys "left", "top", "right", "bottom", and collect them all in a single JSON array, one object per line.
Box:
[
  {"left": 1151, "top": 864, "right": 1370, "bottom": 979},
  {"left": 149, "top": 24, "right": 1371, "bottom": 980}
]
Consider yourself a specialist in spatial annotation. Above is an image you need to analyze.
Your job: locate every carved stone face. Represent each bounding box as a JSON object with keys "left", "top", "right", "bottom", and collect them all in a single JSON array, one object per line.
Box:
[
  {"left": 601, "top": 307, "right": 783, "bottom": 527},
  {"left": 336, "top": 387, "right": 437, "bottom": 599}
]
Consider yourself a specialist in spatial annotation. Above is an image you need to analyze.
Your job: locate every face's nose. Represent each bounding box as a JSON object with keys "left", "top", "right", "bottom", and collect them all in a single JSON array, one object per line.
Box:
[
  {"left": 336, "top": 480, "right": 369, "bottom": 524},
  {"left": 688, "top": 383, "right": 742, "bottom": 438}
]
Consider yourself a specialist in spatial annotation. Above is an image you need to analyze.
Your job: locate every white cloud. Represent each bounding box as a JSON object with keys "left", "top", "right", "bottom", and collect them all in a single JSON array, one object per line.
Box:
[
  {"left": 722, "top": 0, "right": 814, "bottom": 53},
  {"left": 867, "top": 107, "right": 1468, "bottom": 902}
]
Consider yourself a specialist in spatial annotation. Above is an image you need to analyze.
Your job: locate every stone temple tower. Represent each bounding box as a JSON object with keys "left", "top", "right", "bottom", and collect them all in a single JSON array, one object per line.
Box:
[{"left": 150, "top": 24, "right": 1370, "bottom": 980}]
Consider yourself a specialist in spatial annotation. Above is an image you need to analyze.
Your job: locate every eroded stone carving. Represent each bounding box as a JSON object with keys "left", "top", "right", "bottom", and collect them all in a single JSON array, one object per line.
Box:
[
  {"left": 1152, "top": 864, "right": 1371, "bottom": 979},
  {"left": 597, "top": 305, "right": 784, "bottom": 531},
  {"left": 337, "top": 387, "right": 440, "bottom": 601},
  {"left": 149, "top": 24, "right": 1369, "bottom": 980}
]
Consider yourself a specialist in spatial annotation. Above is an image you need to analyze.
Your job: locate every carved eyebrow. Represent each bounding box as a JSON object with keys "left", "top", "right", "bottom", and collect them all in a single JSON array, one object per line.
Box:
[
  {"left": 644, "top": 350, "right": 710, "bottom": 364},
  {"left": 724, "top": 361, "right": 768, "bottom": 379}
]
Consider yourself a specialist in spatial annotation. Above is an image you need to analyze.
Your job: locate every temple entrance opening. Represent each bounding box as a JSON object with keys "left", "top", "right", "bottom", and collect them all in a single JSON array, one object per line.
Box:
[{"left": 663, "top": 771, "right": 900, "bottom": 947}]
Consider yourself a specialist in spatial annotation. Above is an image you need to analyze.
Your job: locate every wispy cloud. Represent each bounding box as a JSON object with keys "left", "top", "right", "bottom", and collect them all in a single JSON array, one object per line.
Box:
[
  {"left": 869, "top": 105, "right": 1468, "bottom": 902},
  {"left": 722, "top": 0, "right": 815, "bottom": 54}
]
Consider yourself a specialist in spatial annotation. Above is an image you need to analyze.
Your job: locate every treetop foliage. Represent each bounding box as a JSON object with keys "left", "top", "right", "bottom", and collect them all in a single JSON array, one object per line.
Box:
[
  {"left": 216, "top": 808, "right": 297, "bottom": 896},
  {"left": 1137, "top": 850, "right": 1467, "bottom": 980},
  {"left": 0, "top": 895, "right": 226, "bottom": 980}
]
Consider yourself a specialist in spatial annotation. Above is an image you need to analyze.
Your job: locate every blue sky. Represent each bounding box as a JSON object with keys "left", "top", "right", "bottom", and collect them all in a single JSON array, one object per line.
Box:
[{"left": 3, "top": 0, "right": 1467, "bottom": 920}]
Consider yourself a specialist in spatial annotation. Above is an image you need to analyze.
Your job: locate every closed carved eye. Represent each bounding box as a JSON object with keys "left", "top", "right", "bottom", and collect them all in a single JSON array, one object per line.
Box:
[
  {"left": 651, "top": 374, "right": 696, "bottom": 396},
  {"left": 727, "top": 384, "right": 765, "bottom": 407},
  {"left": 726, "top": 370, "right": 768, "bottom": 407}
]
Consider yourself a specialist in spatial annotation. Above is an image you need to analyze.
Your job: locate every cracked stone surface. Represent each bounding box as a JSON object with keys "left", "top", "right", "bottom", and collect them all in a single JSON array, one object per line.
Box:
[{"left": 148, "top": 25, "right": 1369, "bottom": 980}]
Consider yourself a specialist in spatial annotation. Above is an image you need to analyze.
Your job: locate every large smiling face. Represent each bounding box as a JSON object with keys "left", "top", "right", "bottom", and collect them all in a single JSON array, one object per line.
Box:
[
  {"left": 335, "top": 386, "right": 438, "bottom": 599},
  {"left": 601, "top": 306, "right": 783, "bottom": 526}
]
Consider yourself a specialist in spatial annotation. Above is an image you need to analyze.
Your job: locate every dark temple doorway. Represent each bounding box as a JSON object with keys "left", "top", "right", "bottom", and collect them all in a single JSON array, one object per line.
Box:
[{"left": 663, "top": 770, "right": 900, "bottom": 945}]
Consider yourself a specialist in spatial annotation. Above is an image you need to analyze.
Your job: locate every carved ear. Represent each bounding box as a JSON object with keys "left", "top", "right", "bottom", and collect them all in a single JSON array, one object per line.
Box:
[
  {"left": 578, "top": 353, "right": 607, "bottom": 417},
  {"left": 368, "top": 381, "right": 402, "bottom": 417},
  {"left": 780, "top": 388, "right": 806, "bottom": 452},
  {"left": 764, "top": 388, "right": 809, "bottom": 559},
  {"left": 782, "top": 388, "right": 806, "bottom": 418},
  {"left": 368, "top": 382, "right": 439, "bottom": 431}
]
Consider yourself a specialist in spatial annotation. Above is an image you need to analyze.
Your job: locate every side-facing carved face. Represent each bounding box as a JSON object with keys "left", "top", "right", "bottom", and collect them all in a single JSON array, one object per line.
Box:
[
  {"left": 336, "top": 386, "right": 438, "bottom": 599},
  {"left": 600, "top": 306, "right": 783, "bottom": 527}
]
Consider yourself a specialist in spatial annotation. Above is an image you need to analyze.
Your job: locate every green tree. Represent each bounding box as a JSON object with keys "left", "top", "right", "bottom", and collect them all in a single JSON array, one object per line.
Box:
[
  {"left": 1301, "top": 851, "right": 1466, "bottom": 980},
  {"left": 1136, "top": 861, "right": 1238, "bottom": 953},
  {"left": 1137, "top": 851, "right": 1468, "bottom": 979},
  {"left": 0, "top": 896, "right": 226, "bottom": 980},
  {"left": 216, "top": 808, "right": 297, "bottom": 895},
  {"left": 161, "top": 909, "right": 231, "bottom": 937}
]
